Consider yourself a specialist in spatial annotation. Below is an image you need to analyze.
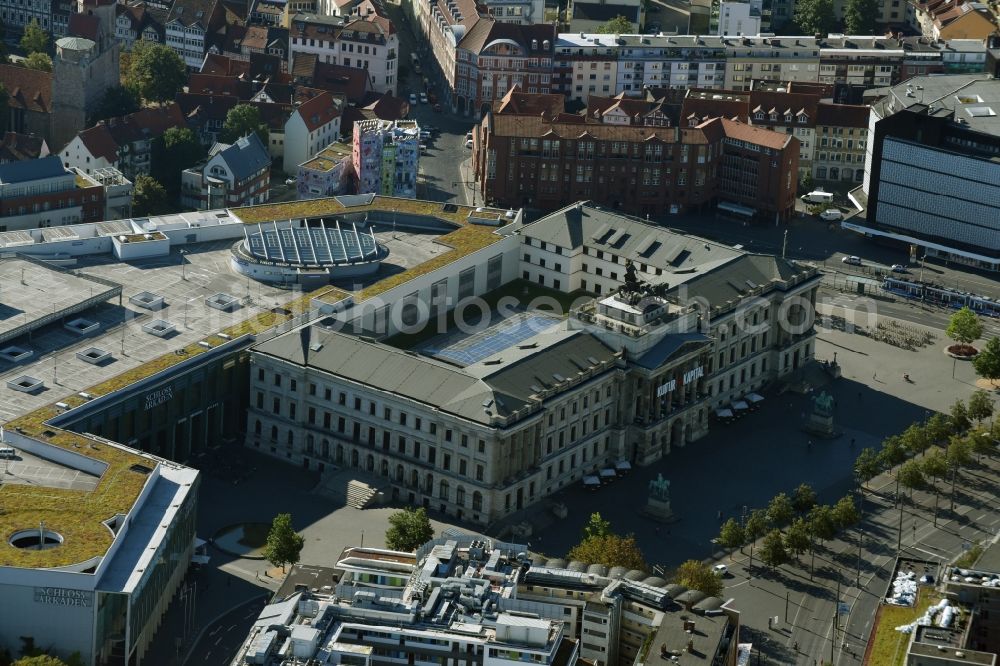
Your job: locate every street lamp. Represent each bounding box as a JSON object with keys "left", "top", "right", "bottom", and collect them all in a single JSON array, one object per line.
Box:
[{"left": 180, "top": 249, "right": 188, "bottom": 281}]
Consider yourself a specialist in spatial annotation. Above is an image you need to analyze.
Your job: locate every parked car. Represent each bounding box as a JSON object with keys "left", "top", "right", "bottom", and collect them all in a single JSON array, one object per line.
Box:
[
  {"left": 891, "top": 264, "right": 908, "bottom": 273},
  {"left": 419, "top": 92, "right": 428, "bottom": 104},
  {"left": 433, "top": 103, "right": 442, "bottom": 112},
  {"left": 464, "top": 139, "right": 473, "bottom": 149},
  {"left": 427, "top": 91, "right": 438, "bottom": 104},
  {"left": 713, "top": 564, "right": 729, "bottom": 577},
  {"left": 802, "top": 190, "right": 834, "bottom": 204},
  {"left": 409, "top": 93, "right": 418, "bottom": 105},
  {"left": 465, "top": 131, "right": 473, "bottom": 141},
  {"left": 819, "top": 209, "right": 843, "bottom": 221},
  {"left": 284, "top": 178, "right": 296, "bottom": 186},
  {"left": 842, "top": 255, "right": 862, "bottom": 266}
]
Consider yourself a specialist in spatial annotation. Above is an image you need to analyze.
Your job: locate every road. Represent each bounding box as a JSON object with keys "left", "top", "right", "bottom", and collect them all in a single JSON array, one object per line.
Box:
[{"left": 381, "top": 0, "right": 477, "bottom": 205}]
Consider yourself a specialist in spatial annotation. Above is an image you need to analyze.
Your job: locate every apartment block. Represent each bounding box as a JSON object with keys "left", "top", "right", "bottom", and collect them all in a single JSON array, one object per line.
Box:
[{"left": 352, "top": 119, "right": 419, "bottom": 197}]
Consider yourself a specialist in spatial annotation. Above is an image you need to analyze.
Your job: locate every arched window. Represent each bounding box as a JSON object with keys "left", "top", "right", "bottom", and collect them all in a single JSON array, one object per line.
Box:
[
  {"left": 472, "top": 492, "right": 483, "bottom": 511},
  {"left": 286, "top": 431, "right": 293, "bottom": 447},
  {"left": 254, "top": 419, "right": 262, "bottom": 435},
  {"left": 456, "top": 486, "right": 466, "bottom": 506},
  {"left": 439, "top": 480, "right": 449, "bottom": 500},
  {"left": 270, "top": 425, "right": 278, "bottom": 440}
]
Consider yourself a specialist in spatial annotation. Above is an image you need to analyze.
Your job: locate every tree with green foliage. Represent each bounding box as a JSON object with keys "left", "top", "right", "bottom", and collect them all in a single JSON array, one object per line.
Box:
[
  {"left": 950, "top": 400, "right": 971, "bottom": 434},
  {"left": 263, "top": 513, "right": 304, "bottom": 572},
  {"left": 223, "top": 103, "right": 269, "bottom": 145},
  {"left": 717, "top": 518, "right": 745, "bottom": 550},
  {"left": 152, "top": 126, "right": 205, "bottom": 197},
  {"left": 854, "top": 447, "right": 881, "bottom": 488},
  {"left": 744, "top": 509, "right": 769, "bottom": 543},
  {"left": 594, "top": 15, "right": 634, "bottom": 34},
  {"left": 128, "top": 41, "right": 187, "bottom": 103},
  {"left": 759, "top": 529, "right": 789, "bottom": 568},
  {"left": 799, "top": 172, "right": 815, "bottom": 195},
  {"left": 946, "top": 307, "right": 983, "bottom": 345},
  {"left": 807, "top": 504, "right": 837, "bottom": 543},
  {"left": 844, "top": 0, "right": 879, "bottom": 34},
  {"left": 19, "top": 19, "right": 48, "bottom": 55},
  {"left": 832, "top": 495, "right": 860, "bottom": 529},
  {"left": 673, "top": 559, "right": 723, "bottom": 597},
  {"left": 897, "top": 459, "right": 926, "bottom": 499},
  {"left": 794, "top": 0, "right": 837, "bottom": 35},
  {"left": 568, "top": 533, "right": 648, "bottom": 570},
  {"left": 900, "top": 423, "right": 931, "bottom": 458},
  {"left": 924, "top": 413, "right": 952, "bottom": 445},
  {"left": 766, "top": 492, "right": 796, "bottom": 528},
  {"left": 922, "top": 448, "right": 948, "bottom": 524},
  {"left": 385, "top": 507, "right": 434, "bottom": 552},
  {"left": 967, "top": 430, "right": 994, "bottom": 462},
  {"left": 792, "top": 483, "right": 817, "bottom": 513},
  {"left": 967, "top": 389, "right": 994, "bottom": 424},
  {"left": 878, "top": 434, "right": 907, "bottom": 469},
  {"left": 131, "top": 174, "right": 168, "bottom": 216},
  {"left": 23, "top": 52, "right": 51, "bottom": 72},
  {"left": 946, "top": 435, "right": 974, "bottom": 510},
  {"left": 582, "top": 512, "right": 612, "bottom": 541},
  {"left": 973, "top": 337, "right": 1000, "bottom": 386},
  {"left": 89, "top": 86, "right": 141, "bottom": 125},
  {"left": 13, "top": 656, "right": 68, "bottom": 666},
  {"left": 784, "top": 517, "right": 812, "bottom": 560}
]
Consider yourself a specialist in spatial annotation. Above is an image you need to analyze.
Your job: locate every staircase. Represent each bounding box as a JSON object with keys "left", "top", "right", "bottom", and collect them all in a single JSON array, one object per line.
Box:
[
  {"left": 346, "top": 480, "right": 379, "bottom": 509},
  {"left": 312, "top": 467, "right": 386, "bottom": 509}
]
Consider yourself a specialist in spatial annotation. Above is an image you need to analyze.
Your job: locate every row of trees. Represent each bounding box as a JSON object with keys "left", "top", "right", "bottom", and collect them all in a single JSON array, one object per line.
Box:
[
  {"left": 793, "top": 0, "right": 880, "bottom": 36},
  {"left": 716, "top": 483, "right": 860, "bottom": 574},
  {"left": 854, "top": 392, "right": 996, "bottom": 524}
]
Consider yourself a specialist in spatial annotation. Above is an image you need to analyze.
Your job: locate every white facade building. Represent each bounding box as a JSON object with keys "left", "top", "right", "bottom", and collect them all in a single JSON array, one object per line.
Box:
[
  {"left": 282, "top": 91, "right": 343, "bottom": 175},
  {"left": 717, "top": 1, "right": 761, "bottom": 36},
  {"left": 288, "top": 13, "right": 399, "bottom": 95}
]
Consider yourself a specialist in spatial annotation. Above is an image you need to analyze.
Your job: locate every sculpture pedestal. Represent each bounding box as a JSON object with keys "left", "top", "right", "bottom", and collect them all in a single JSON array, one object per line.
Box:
[
  {"left": 642, "top": 497, "right": 677, "bottom": 523},
  {"left": 804, "top": 413, "right": 839, "bottom": 439}
]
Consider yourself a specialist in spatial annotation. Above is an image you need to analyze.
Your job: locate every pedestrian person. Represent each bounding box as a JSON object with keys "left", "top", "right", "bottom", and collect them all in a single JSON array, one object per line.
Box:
[{"left": 873, "top": 372, "right": 877, "bottom": 380}]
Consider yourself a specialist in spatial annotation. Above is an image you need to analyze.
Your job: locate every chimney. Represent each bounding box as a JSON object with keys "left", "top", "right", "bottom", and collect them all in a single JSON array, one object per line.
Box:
[{"left": 300, "top": 323, "right": 311, "bottom": 363}]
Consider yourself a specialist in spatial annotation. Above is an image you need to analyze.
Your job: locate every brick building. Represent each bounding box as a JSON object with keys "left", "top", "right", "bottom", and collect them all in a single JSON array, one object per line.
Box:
[{"left": 474, "top": 88, "right": 798, "bottom": 221}]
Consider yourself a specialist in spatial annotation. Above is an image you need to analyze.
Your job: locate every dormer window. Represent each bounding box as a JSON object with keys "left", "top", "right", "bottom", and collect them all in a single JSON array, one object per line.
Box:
[
  {"left": 769, "top": 112, "right": 777, "bottom": 121},
  {"left": 784, "top": 113, "right": 792, "bottom": 122},
  {"left": 754, "top": 111, "right": 764, "bottom": 120},
  {"left": 797, "top": 112, "right": 808, "bottom": 123}
]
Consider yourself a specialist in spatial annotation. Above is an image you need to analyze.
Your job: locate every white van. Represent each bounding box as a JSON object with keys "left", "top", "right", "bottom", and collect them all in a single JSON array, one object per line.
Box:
[
  {"left": 0, "top": 447, "right": 16, "bottom": 459},
  {"left": 802, "top": 190, "right": 834, "bottom": 204}
]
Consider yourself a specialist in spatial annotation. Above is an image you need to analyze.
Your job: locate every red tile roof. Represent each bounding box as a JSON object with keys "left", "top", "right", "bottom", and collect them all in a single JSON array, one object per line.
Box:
[
  {"left": 0, "top": 64, "right": 52, "bottom": 113},
  {"left": 718, "top": 117, "right": 794, "bottom": 150},
  {"left": 176, "top": 92, "right": 240, "bottom": 122},
  {"left": 187, "top": 73, "right": 248, "bottom": 97},
  {"left": 295, "top": 91, "right": 341, "bottom": 132},
  {"left": 0, "top": 132, "right": 48, "bottom": 162},
  {"left": 77, "top": 124, "right": 119, "bottom": 163},
  {"left": 496, "top": 86, "right": 566, "bottom": 116},
  {"left": 308, "top": 62, "right": 370, "bottom": 104},
  {"left": 78, "top": 103, "right": 187, "bottom": 162},
  {"left": 68, "top": 13, "right": 100, "bottom": 40}
]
